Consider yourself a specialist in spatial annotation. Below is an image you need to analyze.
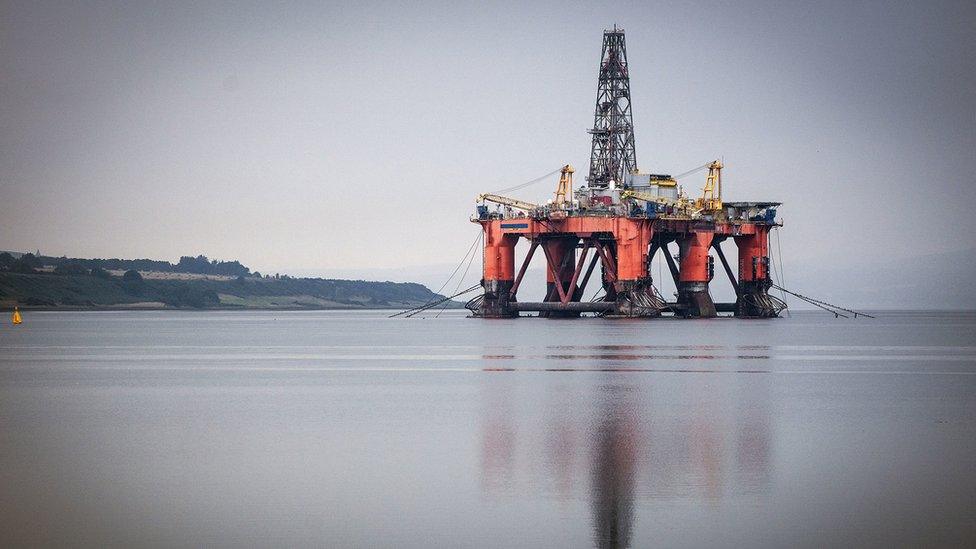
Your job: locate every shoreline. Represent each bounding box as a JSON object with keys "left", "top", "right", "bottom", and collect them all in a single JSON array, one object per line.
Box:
[{"left": 1, "top": 304, "right": 465, "bottom": 312}]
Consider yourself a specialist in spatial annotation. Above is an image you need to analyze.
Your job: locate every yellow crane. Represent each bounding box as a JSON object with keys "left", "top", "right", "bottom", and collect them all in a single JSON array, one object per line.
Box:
[
  {"left": 620, "top": 189, "right": 697, "bottom": 217},
  {"left": 553, "top": 164, "right": 574, "bottom": 206},
  {"left": 694, "top": 160, "right": 723, "bottom": 212},
  {"left": 476, "top": 193, "right": 539, "bottom": 212},
  {"left": 478, "top": 164, "right": 575, "bottom": 218}
]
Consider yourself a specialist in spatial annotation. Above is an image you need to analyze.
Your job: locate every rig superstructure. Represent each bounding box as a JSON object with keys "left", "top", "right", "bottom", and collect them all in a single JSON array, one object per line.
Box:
[{"left": 469, "top": 27, "right": 785, "bottom": 319}]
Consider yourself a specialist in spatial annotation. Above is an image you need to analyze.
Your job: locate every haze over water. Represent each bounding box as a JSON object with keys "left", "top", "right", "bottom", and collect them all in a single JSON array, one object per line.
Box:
[{"left": 1, "top": 311, "right": 975, "bottom": 547}]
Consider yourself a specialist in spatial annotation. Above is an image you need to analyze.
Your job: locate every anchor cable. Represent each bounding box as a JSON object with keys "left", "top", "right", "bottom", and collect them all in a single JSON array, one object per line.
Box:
[
  {"left": 389, "top": 231, "right": 482, "bottom": 318},
  {"left": 433, "top": 232, "right": 482, "bottom": 318},
  {"left": 395, "top": 284, "right": 483, "bottom": 318},
  {"left": 769, "top": 283, "right": 875, "bottom": 319},
  {"left": 773, "top": 227, "right": 790, "bottom": 316}
]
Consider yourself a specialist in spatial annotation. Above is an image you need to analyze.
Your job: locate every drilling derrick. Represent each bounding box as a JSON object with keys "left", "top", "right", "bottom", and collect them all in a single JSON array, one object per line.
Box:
[
  {"left": 469, "top": 28, "right": 785, "bottom": 320},
  {"left": 587, "top": 27, "right": 637, "bottom": 188}
]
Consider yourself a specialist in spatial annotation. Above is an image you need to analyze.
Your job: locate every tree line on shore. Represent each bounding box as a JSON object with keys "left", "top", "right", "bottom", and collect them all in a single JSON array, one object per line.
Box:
[
  {"left": 0, "top": 252, "right": 252, "bottom": 277},
  {"left": 0, "top": 252, "right": 446, "bottom": 309}
]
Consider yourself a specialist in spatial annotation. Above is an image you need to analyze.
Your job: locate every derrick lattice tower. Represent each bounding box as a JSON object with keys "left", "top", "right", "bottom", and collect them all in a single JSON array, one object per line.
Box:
[
  {"left": 468, "top": 28, "right": 786, "bottom": 320},
  {"left": 587, "top": 27, "right": 637, "bottom": 188}
]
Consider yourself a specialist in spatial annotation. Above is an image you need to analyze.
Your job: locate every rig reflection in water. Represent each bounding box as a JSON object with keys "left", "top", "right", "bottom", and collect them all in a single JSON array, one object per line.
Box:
[{"left": 478, "top": 359, "right": 772, "bottom": 548}]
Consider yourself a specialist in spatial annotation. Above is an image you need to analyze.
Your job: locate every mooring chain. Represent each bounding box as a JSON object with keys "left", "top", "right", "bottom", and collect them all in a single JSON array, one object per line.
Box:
[
  {"left": 390, "top": 284, "right": 482, "bottom": 318},
  {"left": 770, "top": 283, "right": 874, "bottom": 319},
  {"left": 390, "top": 231, "right": 483, "bottom": 318}
]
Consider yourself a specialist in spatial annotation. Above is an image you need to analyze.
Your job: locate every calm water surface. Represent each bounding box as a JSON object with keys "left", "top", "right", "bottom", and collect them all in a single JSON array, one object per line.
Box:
[{"left": 1, "top": 310, "right": 974, "bottom": 547}]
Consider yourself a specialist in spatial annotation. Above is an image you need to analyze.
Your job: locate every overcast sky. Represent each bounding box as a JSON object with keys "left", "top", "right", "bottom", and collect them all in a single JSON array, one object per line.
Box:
[{"left": 2, "top": 1, "right": 974, "bottom": 288}]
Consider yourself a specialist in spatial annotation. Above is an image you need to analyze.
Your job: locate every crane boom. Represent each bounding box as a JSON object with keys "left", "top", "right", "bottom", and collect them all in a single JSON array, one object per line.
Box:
[
  {"left": 477, "top": 193, "right": 539, "bottom": 212},
  {"left": 620, "top": 189, "right": 697, "bottom": 217},
  {"left": 621, "top": 189, "right": 673, "bottom": 206},
  {"left": 695, "top": 160, "right": 723, "bottom": 212},
  {"left": 553, "top": 164, "right": 574, "bottom": 206}
]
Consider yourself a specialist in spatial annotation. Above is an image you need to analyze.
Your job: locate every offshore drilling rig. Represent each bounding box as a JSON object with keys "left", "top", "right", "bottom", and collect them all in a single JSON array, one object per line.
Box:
[{"left": 469, "top": 27, "right": 785, "bottom": 319}]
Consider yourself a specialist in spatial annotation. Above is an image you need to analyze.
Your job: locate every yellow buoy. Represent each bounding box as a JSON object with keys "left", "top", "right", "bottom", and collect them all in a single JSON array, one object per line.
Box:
[{"left": 12, "top": 307, "right": 22, "bottom": 325}]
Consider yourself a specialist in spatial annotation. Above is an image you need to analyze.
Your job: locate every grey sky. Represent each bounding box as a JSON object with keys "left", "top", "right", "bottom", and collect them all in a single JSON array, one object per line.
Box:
[{"left": 2, "top": 1, "right": 975, "bottom": 298}]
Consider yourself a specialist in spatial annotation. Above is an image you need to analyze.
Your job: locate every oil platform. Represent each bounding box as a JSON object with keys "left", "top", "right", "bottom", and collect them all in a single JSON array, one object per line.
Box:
[{"left": 469, "top": 28, "right": 785, "bottom": 319}]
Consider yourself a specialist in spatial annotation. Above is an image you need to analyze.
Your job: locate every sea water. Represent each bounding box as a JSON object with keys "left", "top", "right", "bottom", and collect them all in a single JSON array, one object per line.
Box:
[{"left": 1, "top": 310, "right": 974, "bottom": 547}]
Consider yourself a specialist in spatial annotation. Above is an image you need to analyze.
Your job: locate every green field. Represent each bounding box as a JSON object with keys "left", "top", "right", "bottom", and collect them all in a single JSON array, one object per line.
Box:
[{"left": 0, "top": 272, "right": 455, "bottom": 310}]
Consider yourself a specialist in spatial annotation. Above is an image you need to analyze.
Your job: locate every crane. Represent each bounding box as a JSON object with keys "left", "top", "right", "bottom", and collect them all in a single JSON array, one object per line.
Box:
[
  {"left": 476, "top": 193, "right": 539, "bottom": 212},
  {"left": 694, "top": 160, "right": 723, "bottom": 212},
  {"left": 620, "top": 189, "right": 697, "bottom": 217},
  {"left": 477, "top": 164, "right": 575, "bottom": 218},
  {"left": 553, "top": 164, "right": 574, "bottom": 207}
]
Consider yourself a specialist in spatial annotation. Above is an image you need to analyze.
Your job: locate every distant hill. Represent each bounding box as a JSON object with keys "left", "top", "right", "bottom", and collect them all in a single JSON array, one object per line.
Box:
[
  {"left": 0, "top": 252, "right": 456, "bottom": 310},
  {"left": 0, "top": 251, "right": 252, "bottom": 277}
]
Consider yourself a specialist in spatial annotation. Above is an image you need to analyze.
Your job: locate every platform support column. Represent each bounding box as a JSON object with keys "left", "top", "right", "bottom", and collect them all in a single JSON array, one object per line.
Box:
[
  {"left": 479, "top": 221, "right": 518, "bottom": 318},
  {"left": 677, "top": 231, "right": 717, "bottom": 318},
  {"left": 612, "top": 219, "right": 658, "bottom": 316},
  {"left": 733, "top": 226, "right": 779, "bottom": 317}
]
